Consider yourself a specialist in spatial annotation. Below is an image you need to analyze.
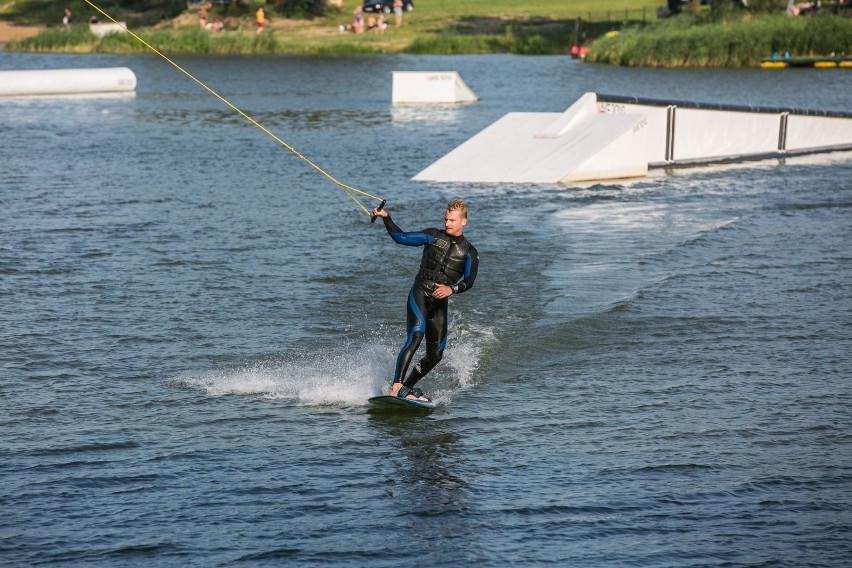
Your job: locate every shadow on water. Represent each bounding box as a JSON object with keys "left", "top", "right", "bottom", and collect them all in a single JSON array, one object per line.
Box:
[{"left": 367, "top": 412, "right": 482, "bottom": 561}]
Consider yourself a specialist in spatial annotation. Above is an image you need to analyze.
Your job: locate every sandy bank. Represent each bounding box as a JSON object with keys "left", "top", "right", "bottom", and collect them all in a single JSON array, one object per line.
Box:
[{"left": 0, "top": 20, "right": 42, "bottom": 42}]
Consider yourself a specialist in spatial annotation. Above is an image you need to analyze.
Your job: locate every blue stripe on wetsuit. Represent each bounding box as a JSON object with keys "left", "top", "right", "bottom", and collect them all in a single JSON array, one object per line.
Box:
[
  {"left": 394, "top": 286, "right": 426, "bottom": 383},
  {"left": 388, "top": 230, "right": 434, "bottom": 247}
]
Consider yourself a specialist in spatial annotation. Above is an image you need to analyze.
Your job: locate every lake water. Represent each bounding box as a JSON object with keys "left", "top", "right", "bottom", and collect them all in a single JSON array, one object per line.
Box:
[{"left": 1, "top": 51, "right": 851, "bottom": 566}]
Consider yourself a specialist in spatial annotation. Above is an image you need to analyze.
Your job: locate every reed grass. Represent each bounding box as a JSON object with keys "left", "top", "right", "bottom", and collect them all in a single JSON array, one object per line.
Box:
[
  {"left": 5, "top": 25, "right": 95, "bottom": 52},
  {"left": 587, "top": 14, "right": 852, "bottom": 67},
  {"left": 7, "top": 24, "right": 573, "bottom": 56}
]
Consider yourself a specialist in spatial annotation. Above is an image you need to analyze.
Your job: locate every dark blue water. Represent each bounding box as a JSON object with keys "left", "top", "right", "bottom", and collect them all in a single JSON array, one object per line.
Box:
[{"left": 1, "top": 52, "right": 851, "bottom": 566}]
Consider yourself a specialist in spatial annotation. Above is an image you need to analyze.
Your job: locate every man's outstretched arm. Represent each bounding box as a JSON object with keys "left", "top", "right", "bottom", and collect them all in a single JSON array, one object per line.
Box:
[{"left": 374, "top": 209, "right": 433, "bottom": 247}]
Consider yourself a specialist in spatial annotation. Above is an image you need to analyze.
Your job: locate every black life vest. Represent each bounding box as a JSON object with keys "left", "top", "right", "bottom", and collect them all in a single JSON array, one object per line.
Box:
[{"left": 415, "top": 232, "right": 470, "bottom": 291}]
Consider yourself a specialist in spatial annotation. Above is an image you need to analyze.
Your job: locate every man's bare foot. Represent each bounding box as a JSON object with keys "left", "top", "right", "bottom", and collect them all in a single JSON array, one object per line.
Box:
[{"left": 389, "top": 383, "right": 430, "bottom": 402}]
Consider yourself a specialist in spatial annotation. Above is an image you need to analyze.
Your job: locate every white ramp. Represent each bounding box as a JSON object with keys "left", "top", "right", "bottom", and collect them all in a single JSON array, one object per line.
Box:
[
  {"left": 392, "top": 71, "right": 478, "bottom": 104},
  {"left": 414, "top": 92, "right": 852, "bottom": 184},
  {"left": 414, "top": 93, "right": 649, "bottom": 183},
  {"left": 0, "top": 67, "right": 137, "bottom": 97}
]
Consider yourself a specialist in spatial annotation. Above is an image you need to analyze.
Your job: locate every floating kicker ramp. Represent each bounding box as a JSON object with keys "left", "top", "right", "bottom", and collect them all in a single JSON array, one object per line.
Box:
[
  {"left": 392, "top": 71, "right": 478, "bottom": 104},
  {"left": 413, "top": 92, "right": 852, "bottom": 184}
]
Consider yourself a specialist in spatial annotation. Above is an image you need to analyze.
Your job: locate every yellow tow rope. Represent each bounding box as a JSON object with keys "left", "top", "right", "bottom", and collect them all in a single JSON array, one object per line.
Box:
[{"left": 82, "top": 0, "right": 383, "bottom": 218}]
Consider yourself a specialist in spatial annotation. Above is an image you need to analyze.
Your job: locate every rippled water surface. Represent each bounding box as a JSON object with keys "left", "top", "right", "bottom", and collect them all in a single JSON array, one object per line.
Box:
[{"left": 1, "top": 52, "right": 851, "bottom": 566}]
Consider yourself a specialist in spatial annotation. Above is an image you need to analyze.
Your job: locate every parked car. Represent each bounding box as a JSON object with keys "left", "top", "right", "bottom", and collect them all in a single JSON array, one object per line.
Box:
[{"left": 362, "top": 0, "right": 414, "bottom": 14}]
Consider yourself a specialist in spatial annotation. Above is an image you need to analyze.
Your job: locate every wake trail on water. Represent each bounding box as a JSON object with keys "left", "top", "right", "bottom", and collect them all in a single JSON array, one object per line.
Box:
[
  {"left": 544, "top": 192, "right": 744, "bottom": 318},
  {"left": 173, "top": 322, "right": 494, "bottom": 407}
]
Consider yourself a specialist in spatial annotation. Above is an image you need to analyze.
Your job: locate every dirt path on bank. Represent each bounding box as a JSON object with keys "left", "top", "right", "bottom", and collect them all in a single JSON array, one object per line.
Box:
[{"left": 0, "top": 20, "right": 42, "bottom": 42}]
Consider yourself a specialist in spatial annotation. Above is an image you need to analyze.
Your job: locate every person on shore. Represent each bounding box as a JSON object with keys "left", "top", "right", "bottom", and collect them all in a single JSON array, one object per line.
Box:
[
  {"left": 372, "top": 199, "right": 479, "bottom": 403},
  {"left": 199, "top": 4, "right": 208, "bottom": 30},
  {"left": 352, "top": 5, "right": 364, "bottom": 33},
  {"left": 366, "top": 15, "right": 378, "bottom": 32},
  {"left": 62, "top": 8, "right": 72, "bottom": 30},
  {"left": 393, "top": 0, "right": 404, "bottom": 26},
  {"left": 256, "top": 7, "right": 264, "bottom": 33}
]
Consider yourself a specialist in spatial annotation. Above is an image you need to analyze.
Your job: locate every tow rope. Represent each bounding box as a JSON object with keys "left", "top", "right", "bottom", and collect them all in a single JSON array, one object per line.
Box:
[{"left": 82, "top": 0, "right": 385, "bottom": 219}]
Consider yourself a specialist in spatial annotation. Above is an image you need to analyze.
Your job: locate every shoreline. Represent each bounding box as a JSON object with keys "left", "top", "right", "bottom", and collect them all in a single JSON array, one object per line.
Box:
[
  {"left": 5, "top": 13, "right": 849, "bottom": 65},
  {"left": 0, "top": 10, "right": 576, "bottom": 57}
]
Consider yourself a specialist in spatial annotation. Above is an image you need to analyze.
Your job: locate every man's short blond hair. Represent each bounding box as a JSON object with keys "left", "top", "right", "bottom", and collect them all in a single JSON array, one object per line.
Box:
[{"left": 447, "top": 198, "right": 468, "bottom": 219}]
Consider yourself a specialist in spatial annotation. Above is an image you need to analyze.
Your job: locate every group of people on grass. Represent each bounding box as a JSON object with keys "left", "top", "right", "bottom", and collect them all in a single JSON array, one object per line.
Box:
[
  {"left": 344, "top": 1, "right": 405, "bottom": 34},
  {"left": 60, "top": 7, "right": 103, "bottom": 30},
  {"left": 196, "top": 4, "right": 258, "bottom": 33},
  {"left": 198, "top": 5, "right": 226, "bottom": 32},
  {"left": 62, "top": 2, "right": 407, "bottom": 36}
]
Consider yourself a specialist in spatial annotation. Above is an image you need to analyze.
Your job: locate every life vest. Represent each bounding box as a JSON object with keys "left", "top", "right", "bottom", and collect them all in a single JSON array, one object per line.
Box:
[{"left": 415, "top": 232, "right": 470, "bottom": 291}]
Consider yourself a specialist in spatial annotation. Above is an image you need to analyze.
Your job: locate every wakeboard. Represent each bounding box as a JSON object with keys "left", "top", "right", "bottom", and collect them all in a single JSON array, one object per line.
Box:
[{"left": 368, "top": 395, "right": 436, "bottom": 410}]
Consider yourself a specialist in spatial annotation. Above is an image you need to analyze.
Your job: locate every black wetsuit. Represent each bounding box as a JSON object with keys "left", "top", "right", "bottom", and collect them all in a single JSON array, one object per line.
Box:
[{"left": 381, "top": 215, "right": 479, "bottom": 387}]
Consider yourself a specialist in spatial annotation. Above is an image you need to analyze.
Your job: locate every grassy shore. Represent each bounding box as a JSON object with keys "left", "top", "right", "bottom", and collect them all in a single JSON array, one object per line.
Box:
[
  {"left": 4, "top": 0, "right": 849, "bottom": 66},
  {"left": 2, "top": 0, "right": 658, "bottom": 55},
  {"left": 586, "top": 12, "right": 852, "bottom": 67}
]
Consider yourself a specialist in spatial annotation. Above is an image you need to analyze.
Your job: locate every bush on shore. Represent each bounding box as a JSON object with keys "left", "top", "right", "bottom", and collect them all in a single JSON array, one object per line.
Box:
[
  {"left": 586, "top": 14, "right": 852, "bottom": 67},
  {"left": 405, "top": 27, "right": 571, "bottom": 56}
]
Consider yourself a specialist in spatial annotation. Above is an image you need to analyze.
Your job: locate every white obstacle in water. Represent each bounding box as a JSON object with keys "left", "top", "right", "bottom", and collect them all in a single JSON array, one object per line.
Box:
[
  {"left": 413, "top": 92, "right": 852, "bottom": 184},
  {"left": 89, "top": 22, "right": 128, "bottom": 38},
  {"left": 0, "top": 67, "right": 137, "bottom": 97},
  {"left": 392, "top": 71, "right": 478, "bottom": 104}
]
